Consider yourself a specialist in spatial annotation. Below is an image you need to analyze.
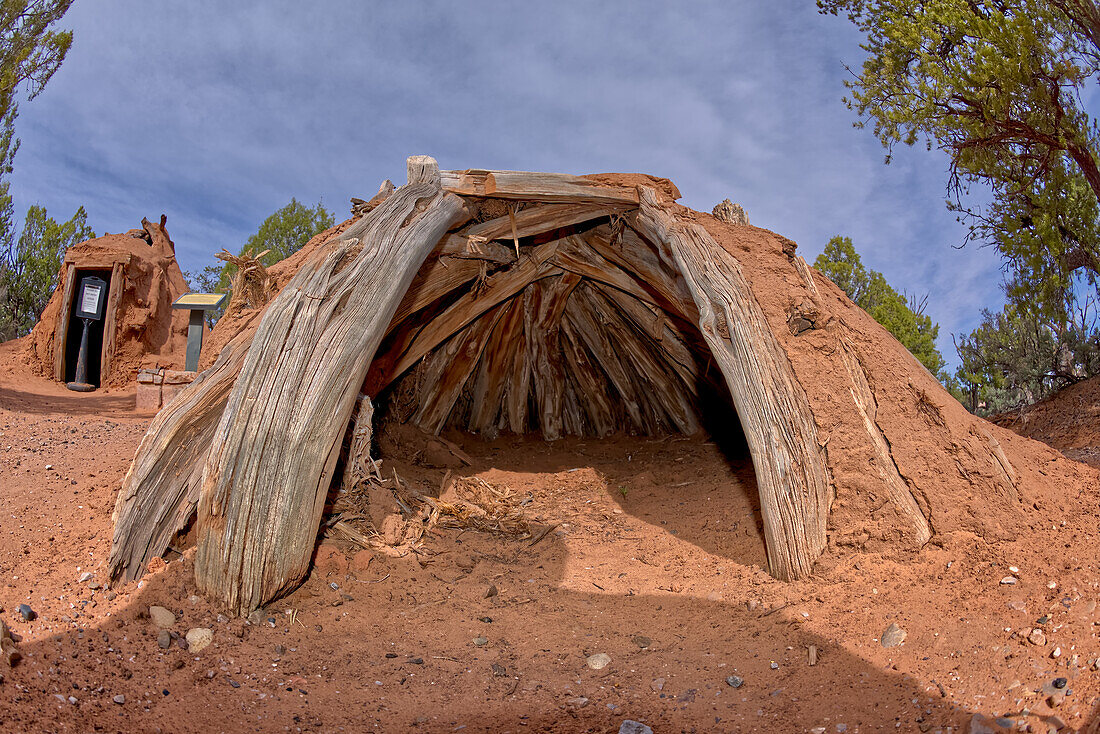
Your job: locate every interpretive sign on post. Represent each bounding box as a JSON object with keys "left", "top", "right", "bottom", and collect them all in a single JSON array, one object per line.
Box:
[
  {"left": 67, "top": 276, "right": 109, "bottom": 392},
  {"left": 172, "top": 293, "right": 227, "bottom": 372}
]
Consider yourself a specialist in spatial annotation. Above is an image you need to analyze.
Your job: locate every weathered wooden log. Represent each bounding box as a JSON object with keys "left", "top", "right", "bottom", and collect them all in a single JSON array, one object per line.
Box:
[
  {"left": 108, "top": 329, "right": 252, "bottom": 582},
  {"left": 108, "top": 172, "right": 419, "bottom": 584},
  {"left": 524, "top": 272, "right": 582, "bottom": 440},
  {"left": 194, "top": 156, "right": 468, "bottom": 616},
  {"left": 631, "top": 186, "right": 833, "bottom": 581},
  {"left": 441, "top": 169, "right": 639, "bottom": 205}
]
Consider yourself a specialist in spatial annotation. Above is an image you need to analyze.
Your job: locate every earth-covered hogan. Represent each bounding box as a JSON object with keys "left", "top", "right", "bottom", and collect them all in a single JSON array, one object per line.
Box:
[{"left": 105, "top": 156, "right": 1084, "bottom": 618}]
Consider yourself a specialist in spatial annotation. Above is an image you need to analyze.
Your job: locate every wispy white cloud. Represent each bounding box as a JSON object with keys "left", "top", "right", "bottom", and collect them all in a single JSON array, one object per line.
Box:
[{"left": 9, "top": 0, "right": 1007, "bottom": 366}]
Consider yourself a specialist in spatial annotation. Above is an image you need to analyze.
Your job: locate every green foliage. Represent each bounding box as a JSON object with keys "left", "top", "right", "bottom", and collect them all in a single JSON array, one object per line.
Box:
[
  {"left": 814, "top": 236, "right": 947, "bottom": 375},
  {"left": 0, "top": 2, "right": 76, "bottom": 178},
  {"left": 0, "top": 200, "right": 94, "bottom": 339},
  {"left": 819, "top": 0, "right": 1100, "bottom": 410},
  {"left": 952, "top": 302, "right": 1100, "bottom": 414},
  {"left": 0, "top": 1, "right": 79, "bottom": 340}
]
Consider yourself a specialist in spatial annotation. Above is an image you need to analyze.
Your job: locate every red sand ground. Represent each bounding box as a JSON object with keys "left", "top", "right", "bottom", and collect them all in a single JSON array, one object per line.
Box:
[{"left": 3, "top": 339, "right": 1100, "bottom": 733}]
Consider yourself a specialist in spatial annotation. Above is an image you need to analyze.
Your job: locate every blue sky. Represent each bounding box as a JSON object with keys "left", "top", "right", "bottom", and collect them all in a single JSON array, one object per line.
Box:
[{"left": 10, "top": 1, "right": 1007, "bottom": 366}]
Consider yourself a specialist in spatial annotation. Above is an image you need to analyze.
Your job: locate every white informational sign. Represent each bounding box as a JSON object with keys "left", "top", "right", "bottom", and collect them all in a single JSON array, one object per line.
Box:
[{"left": 81, "top": 283, "right": 102, "bottom": 315}]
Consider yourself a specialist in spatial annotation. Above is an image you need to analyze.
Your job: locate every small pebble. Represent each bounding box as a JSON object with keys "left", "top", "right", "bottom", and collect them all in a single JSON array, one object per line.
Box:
[
  {"left": 112, "top": 694, "right": 125, "bottom": 705},
  {"left": 618, "top": 721, "right": 653, "bottom": 734},
  {"left": 16, "top": 604, "right": 35, "bottom": 622},
  {"left": 586, "top": 653, "right": 611, "bottom": 670},
  {"left": 880, "top": 623, "right": 907, "bottom": 648},
  {"left": 1000, "top": 576, "right": 1017, "bottom": 585},
  {"left": 1053, "top": 677, "right": 1067, "bottom": 689},
  {"left": 726, "top": 675, "right": 744, "bottom": 688},
  {"left": 484, "top": 584, "right": 498, "bottom": 599},
  {"left": 472, "top": 637, "right": 488, "bottom": 647},
  {"left": 770, "top": 661, "right": 779, "bottom": 670}
]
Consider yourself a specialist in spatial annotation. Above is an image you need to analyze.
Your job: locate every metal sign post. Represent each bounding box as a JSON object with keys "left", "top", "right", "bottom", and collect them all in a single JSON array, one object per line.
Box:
[
  {"left": 171, "top": 293, "right": 227, "bottom": 371},
  {"left": 66, "top": 275, "right": 108, "bottom": 392}
]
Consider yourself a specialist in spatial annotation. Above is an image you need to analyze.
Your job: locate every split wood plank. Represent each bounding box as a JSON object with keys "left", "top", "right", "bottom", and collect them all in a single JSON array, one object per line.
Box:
[
  {"left": 631, "top": 186, "right": 833, "bottom": 581},
  {"left": 440, "top": 169, "right": 640, "bottom": 206},
  {"left": 194, "top": 156, "right": 468, "bottom": 616}
]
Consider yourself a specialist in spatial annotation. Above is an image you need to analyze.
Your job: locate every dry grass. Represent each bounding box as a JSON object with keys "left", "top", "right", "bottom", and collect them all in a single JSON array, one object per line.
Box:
[{"left": 325, "top": 466, "right": 531, "bottom": 557}]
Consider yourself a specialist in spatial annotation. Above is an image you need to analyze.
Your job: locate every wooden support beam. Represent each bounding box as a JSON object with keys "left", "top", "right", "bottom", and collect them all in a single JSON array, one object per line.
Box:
[
  {"left": 441, "top": 169, "right": 640, "bottom": 206},
  {"left": 194, "top": 156, "right": 468, "bottom": 616},
  {"left": 467, "top": 296, "right": 526, "bottom": 438},
  {"left": 108, "top": 330, "right": 252, "bottom": 582},
  {"left": 524, "top": 272, "right": 582, "bottom": 441},
  {"left": 413, "top": 302, "right": 508, "bottom": 435},
  {"left": 365, "top": 240, "right": 563, "bottom": 396},
  {"left": 563, "top": 286, "right": 648, "bottom": 432},
  {"left": 584, "top": 286, "right": 699, "bottom": 435},
  {"left": 560, "top": 316, "right": 618, "bottom": 437},
  {"left": 631, "top": 186, "right": 833, "bottom": 582}
]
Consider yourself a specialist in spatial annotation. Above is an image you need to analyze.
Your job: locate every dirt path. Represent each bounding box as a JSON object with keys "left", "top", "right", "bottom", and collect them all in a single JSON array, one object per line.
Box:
[{"left": 2, "top": 342, "right": 1100, "bottom": 732}]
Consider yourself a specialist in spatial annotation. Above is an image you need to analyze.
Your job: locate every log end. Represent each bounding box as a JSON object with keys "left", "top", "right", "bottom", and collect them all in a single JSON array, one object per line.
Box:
[{"left": 407, "top": 155, "right": 441, "bottom": 187}]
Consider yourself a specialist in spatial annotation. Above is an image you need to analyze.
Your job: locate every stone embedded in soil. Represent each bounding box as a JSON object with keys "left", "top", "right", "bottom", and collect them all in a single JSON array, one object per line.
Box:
[
  {"left": 472, "top": 637, "right": 488, "bottom": 647},
  {"left": 631, "top": 635, "right": 652, "bottom": 649},
  {"left": 484, "top": 584, "right": 498, "bottom": 599},
  {"left": 586, "top": 653, "right": 611, "bottom": 670},
  {"left": 78, "top": 572, "right": 93, "bottom": 583},
  {"left": 618, "top": 721, "right": 653, "bottom": 734},
  {"left": 880, "top": 623, "right": 907, "bottom": 648},
  {"left": 157, "top": 630, "right": 171, "bottom": 649},
  {"left": 650, "top": 677, "right": 665, "bottom": 691},
  {"left": 112, "top": 694, "right": 125, "bottom": 705},
  {"left": 999, "top": 576, "right": 1017, "bottom": 585},
  {"left": 148, "top": 606, "right": 175, "bottom": 629},
  {"left": 16, "top": 604, "right": 35, "bottom": 622},
  {"left": 1028, "top": 628, "right": 1047, "bottom": 646},
  {"left": 490, "top": 663, "right": 507, "bottom": 676},
  {"left": 566, "top": 696, "right": 589, "bottom": 709},
  {"left": 185, "top": 628, "right": 213, "bottom": 653},
  {"left": 726, "top": 674, "right": 745, "bottom": 688}
]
